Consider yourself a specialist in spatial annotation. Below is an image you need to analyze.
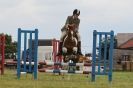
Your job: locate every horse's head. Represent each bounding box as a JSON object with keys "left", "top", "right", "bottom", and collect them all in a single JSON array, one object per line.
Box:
[
  {"left": 68, "top": 24, "right": 75, "bottom": 30},
  {"left": 62, "top": 24, "right": 78, "bottom": 55},
  {"left": 67, "top": 25, "right": 76, "bottom": 38}
]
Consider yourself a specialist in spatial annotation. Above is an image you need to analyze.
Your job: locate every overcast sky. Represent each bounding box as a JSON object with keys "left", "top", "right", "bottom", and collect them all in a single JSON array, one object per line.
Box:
[{"left": 0, "top": 0, "right": 133, "bottom": 53}]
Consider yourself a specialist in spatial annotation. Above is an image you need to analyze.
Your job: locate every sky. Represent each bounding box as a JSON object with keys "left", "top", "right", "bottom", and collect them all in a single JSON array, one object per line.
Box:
[{"left": 0, "top": 0, "right": 133, "bottom": 53}]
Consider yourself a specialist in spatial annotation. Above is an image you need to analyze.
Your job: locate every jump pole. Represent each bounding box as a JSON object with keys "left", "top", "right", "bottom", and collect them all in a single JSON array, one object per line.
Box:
[
  {"left": 17, "top": 28, "right": 38, "bottom": 79},
  {"left": 0, "top": 35, "right": 5, "bottom": 75},
  {"left": 92, "top": 30, "right": 114, "bottom": 82}
]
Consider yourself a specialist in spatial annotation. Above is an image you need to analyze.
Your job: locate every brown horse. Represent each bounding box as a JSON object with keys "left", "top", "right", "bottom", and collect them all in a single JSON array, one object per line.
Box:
[{"left": 62, "top": 25, "right": 79, "bottom": 63}]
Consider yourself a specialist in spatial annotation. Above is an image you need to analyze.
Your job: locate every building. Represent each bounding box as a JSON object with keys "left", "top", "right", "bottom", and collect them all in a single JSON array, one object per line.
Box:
[{"left": 113, "top": 33, "right": 133, "bottom": 71}]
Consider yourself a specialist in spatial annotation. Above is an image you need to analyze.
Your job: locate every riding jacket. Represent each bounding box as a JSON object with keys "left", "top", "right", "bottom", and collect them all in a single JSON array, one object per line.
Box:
[{"left": 61, "top": 16, "right": 80, "bottom": 32}]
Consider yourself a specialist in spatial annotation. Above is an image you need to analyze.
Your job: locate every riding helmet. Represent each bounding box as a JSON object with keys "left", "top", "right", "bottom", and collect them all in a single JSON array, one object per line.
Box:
[{"left": 73, "top": 9, "right": 80, "bottom": 15}]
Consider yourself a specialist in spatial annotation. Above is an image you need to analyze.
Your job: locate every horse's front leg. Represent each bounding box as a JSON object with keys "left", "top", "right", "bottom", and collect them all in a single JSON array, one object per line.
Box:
[{"left": 73, "top": 47, "right": 78, "bottom": 54}]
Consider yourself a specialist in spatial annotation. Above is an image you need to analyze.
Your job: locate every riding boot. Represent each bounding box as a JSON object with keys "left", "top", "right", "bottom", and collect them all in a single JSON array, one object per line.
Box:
[
  {"left": 56, "top": 42, "right": 63, "bottom": 56},
  {"left": 77, "top": 41, "right": 83, "bottom": 55}
]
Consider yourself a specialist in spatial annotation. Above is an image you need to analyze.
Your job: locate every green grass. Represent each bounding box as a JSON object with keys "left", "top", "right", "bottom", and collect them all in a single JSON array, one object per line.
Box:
[{"left": 0, "top": 69, "right": 133, "bottom": 88}]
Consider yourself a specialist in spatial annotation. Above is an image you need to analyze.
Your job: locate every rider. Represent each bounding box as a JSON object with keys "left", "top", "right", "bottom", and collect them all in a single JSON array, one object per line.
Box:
[{"left": 57, "top": 9, "right": 82, "bottom": 55}]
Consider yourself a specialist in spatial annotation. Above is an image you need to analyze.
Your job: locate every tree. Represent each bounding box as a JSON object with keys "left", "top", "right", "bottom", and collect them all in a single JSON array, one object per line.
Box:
[{"left": 0, "top": 33, "right": 17, "bottom": 59}]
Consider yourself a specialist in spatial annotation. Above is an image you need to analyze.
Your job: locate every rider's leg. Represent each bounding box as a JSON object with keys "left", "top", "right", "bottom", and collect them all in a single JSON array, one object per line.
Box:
[
  {"left": 57, "top": 31, "right": 67, "bottom": 56},
  {"left": 77, "top": 33, "right": 83, "bottom": 55}
]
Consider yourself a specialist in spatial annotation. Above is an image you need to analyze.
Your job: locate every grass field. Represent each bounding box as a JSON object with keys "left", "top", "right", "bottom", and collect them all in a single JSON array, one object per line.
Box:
[{"left": 0, "top": 69, "right": 133, "bottom": 88}]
